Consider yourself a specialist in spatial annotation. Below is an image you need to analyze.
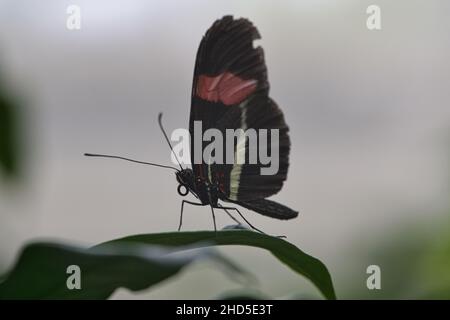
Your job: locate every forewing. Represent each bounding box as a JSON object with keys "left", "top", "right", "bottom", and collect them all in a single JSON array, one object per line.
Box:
[{"left": 189, "top": 16, "right": 291, "bottom": 201}]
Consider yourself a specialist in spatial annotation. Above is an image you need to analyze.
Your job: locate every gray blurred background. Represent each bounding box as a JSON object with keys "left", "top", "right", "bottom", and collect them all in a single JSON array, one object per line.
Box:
[{"left": 1, "top": 0, "right": 449, "bottom": 299}]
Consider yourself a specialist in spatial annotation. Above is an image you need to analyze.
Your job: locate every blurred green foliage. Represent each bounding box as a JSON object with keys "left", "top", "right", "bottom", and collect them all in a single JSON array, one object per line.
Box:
[
  {"left": 0, "top": 74, "right": 20, "bottom": 179},
  {"left": 418, "top": 218, "right": 450, "bottom": 298},
  {"left": 0, "top": 241, "right": 250, "bottom": 299},
  {"left": 344, "top": 216, "right": 450, "bottom": 299}
]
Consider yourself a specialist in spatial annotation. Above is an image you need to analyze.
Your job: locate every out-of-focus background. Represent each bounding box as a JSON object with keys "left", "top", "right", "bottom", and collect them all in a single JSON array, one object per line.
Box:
[{"left": 1, "top": 0, "right": 449, "bottom": 299}]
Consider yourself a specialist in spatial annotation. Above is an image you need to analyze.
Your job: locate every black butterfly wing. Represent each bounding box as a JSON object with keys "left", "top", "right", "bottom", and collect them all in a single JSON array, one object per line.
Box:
[
  {"left": 189, "top": 16, "right": 293, "bottom": 211},
  {"left": 189, "top": 16, "right": 265, "bottom": 191}
]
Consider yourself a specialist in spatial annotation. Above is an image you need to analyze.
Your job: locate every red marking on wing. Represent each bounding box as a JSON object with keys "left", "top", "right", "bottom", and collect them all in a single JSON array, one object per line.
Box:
[
  {"left": 215, "top": 171, "right": 226, "bottom": 193},
  {"left": 195, "top": 164, "right": 205, "bottom": 179},
  {"left": 196, "top": 72, "right": 257, "bottom": 105}
]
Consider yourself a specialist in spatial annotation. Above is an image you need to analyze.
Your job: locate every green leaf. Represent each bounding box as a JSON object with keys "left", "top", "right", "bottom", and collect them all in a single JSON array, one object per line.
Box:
[
  {"left": 95, "top": 230, "right": 336, "bottom": 300},
  {"left": 0, "top": 241, "right": 250, "bottom": 299}
]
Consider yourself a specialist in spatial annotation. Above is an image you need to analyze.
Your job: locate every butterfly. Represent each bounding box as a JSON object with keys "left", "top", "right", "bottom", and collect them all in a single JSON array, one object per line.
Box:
[{"left": 86, "top": 16, "right": 298, "bottom": 233}]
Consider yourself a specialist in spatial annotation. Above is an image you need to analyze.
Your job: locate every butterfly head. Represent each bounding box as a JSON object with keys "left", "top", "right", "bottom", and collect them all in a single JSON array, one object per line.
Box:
[{"left": 176, "top": 168, "right": 196, "bottom": 197}]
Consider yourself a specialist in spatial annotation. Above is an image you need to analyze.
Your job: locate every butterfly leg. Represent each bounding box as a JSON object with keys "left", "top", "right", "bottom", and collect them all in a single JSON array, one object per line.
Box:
[
  {"left": 221, "top": 207, "right": 241, "bottom": 225},
  {"left": 179, "top": 200, "right": 205, "bottom": 231},
  {"left": 210, "top": 206, "right": 217, "bottom": 232},
  {"left": 216, "top": 205, "right": 266, "bottom": 235}
]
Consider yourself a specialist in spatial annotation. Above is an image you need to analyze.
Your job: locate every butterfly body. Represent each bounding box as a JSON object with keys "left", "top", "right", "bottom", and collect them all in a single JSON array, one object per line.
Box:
[
  {"left": 176, "top": 168, "right": 220, "bottom": 206},
  {"left": 176, "top": 166, "right": 298, "bottom": 221}
]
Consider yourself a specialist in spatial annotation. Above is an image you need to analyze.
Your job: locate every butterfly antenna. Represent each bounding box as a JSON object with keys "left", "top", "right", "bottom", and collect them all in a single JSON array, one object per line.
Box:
[
  {"left": 84, "top": 153, "right": 179, "bottom": 171},
  {"left": 158, "top": 112, "right": 183, "bottom": 170}
]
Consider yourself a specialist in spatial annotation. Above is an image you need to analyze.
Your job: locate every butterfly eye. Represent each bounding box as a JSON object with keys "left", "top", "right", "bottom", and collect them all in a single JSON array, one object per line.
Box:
[{"left": 177, "top": 184, "right": 189, "bottom": 197}]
